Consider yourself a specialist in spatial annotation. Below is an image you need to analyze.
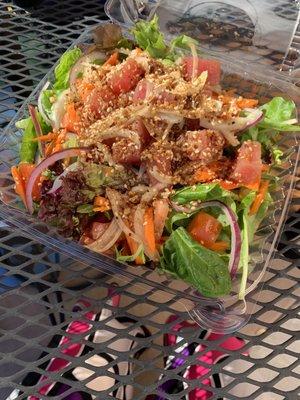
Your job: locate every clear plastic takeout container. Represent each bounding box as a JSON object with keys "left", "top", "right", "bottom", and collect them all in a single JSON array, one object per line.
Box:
[{"left": 0, "top": 0, "right": 299, "bottom": 333}]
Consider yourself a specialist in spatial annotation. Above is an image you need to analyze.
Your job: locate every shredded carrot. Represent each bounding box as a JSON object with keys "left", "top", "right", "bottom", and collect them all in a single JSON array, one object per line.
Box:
[
  {"left": 143, "top": 207, "right": 156, "bottom": 255},
  {"left": 249, "top": 180, "right": 269, "bottom": 215},
  {"left": 61, "top": 103, "right": 81, "bottom": 134},
  {"left": 32, "top": 132, "right": 57, "bottom": 142},
  {"left": 218, "top": 180, "right": 240, "bottom": 190},
  {"left": 262, "top": 164, "right": 270, "bottom": 172},
  {"left": 11, "top": 166, "right": 26, "bottom": 206},
  {"left": 11, "top": 163, "right": 43, "bottom": 205},
  {"left": 45, "top": 141, "right": 55, "bottom": 156},
  {"left": 51, "top": 131, "right": 66, "bottom": 154},
  {"left": 219, "top": 95, "right": 233, "bottom": 105},
  {"left": 193, "top": 169, "right": 216, "bottom": 183},
  {"left": 80, "top": 82, "right": 95, "bottom": 102},
  {"left": 93, "top": 196, "right": 111, "bottom": 212},
  {"left": 18, "top": 163, "right": 42, "bottom": 201},
  {"left": 237, "top": 98, "right": 259, "bottom": 109},
  {"left": 208, "top": 241, "right": 229, "bottom": 252},
  {"left": 125, "top": 235, "right": 144, "bottom": 265},
  {"left": 245, "top": 180, "right": 260, "bottom": 191},
  {"left": 104, "top": 52, "right": 119, "bottom": 66},
  {"left": 219, "top": 94, "right": 258, "bottom": 109}
]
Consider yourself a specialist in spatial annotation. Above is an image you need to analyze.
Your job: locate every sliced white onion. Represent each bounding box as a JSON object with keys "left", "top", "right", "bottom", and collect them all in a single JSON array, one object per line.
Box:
[
  {"left": 87, "top": 218, "right": 122, "bottom": 253},
  {"left": 171, "top": 199, "right": 241, "bottom": 277},
  {"left": 51, "top": 89, "right": 69, "bottom": 130},
  {"left": 69, "top": 50, "right": 106, "bottom": 86},
  {"left": 37, "top": 81, "right": 52, "bottom": 126},
  {"left": 106, "top": 187, "right": 141, "bottom": 243},
  {"left": 140, "top": 183, "right": 166, "bottom": 203},
  {"left": 189, "top": 42, "right": 198, "bottom": 81},
  {"left": 47, "top": 161, "right": 79, "bottom": 194},
  {"left": 26, "top": 148, "right": 86, "bottom": 214},
  {"left": 137, "top": 164, "right": 146, "bottom": 181},
  {"left": 130, "top": 184, "right": 149, "bottom": 194},
  {"left": 99, "top": 128, "right": 141, "bottom": 146},
  {"left": 200, "top": 108, "right": 263, "bottom": 146},
  {"left": 156, "top": 111, "right": 183, "bottom": 125},
  {"left": 149, "top": 166, "right": 173, "bottom": 185}
]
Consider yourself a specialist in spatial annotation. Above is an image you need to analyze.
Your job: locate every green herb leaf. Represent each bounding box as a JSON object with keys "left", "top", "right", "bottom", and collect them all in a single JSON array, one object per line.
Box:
[
  {"left": 131, "top": 15, "right": 168, "bottom": 59},
  {"left": 165, "top": 211, "right": 195, "bottom": 233},
  {"left": 168, "top": 34, "right": 198, "bottom": 60},
  {"left": 76, "top": 204, "right": 94, "bottom": 214},
  {"left": 116, "top": 244, "right": 145, "bottom": 264},
  {"left": 260, "top": 97, "right": 296, "bottom": 125},
  {"left": 131, "top": 16, "right": 198, "bottom": 63},
  {"left": 172, "top": 183, "right": 237, "bottom": 207},
  {"left": 117, "top": 38, "right": 134, "bottom": 50},
  {"left": 160, "top": 227, "right": 231, "bottom": 298}
]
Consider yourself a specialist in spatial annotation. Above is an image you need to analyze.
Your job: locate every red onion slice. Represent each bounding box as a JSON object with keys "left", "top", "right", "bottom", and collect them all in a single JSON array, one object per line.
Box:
[
  {"left": 171, "top": 200, "right": 241, "bottom": 277},
  {"left": 87, "top": 218, "right": 122, "bottom": 253},
  {"left": 25, "top": 148, "right": 86, "bottom": 214}
]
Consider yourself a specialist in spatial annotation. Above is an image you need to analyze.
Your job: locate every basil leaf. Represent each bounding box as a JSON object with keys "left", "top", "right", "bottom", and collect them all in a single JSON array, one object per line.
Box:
[
  {"left": 160, "top": 227, "right": 231, "bottom": 298},
  {"left": 172, "top": 183, "right": 237, "bottom": 207},
  {"left": 165, "top": 211, "right": 195, "bottom": 233}
]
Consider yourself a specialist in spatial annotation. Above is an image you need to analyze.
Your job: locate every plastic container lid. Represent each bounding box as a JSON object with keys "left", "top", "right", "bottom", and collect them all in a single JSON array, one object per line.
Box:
[
  {"left": 105, "top": 0, "right": 300, "bottom": 80},
  {"left": 0, "top": 0, "right": 299, "bottom": 334}
]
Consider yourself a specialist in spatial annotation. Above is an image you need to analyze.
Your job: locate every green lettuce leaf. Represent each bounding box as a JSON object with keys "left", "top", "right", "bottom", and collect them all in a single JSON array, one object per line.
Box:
[
  {"left": 40, "top": 47, "right": 82, "bottom": 120},
  {"left": 53, "top": 47, "right": 82, "bottom": 91},
  {"left": 160, "top": 227, "right": 231, "bottom": 298},
  {"left": 131, "top": 15, "right": 168, "bottom": 59},
  {"left": 241, "top": 97, "right": 300, "bottom": 164},
  {"left": 131, "top": 15, "right": 197, "bottom": 62},
  {"left": 168, "top": 34, "right": 198, "bottom": 61}
]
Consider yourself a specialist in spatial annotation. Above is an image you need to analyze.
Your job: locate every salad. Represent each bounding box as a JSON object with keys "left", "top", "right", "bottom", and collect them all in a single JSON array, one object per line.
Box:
[{"left": 11, "top": 17, "right": 300, "bottom": 299}]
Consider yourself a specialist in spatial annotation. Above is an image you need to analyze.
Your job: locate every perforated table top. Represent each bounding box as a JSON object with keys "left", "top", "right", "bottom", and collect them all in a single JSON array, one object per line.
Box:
[{"left": 0, "top": 2, "right": 299, "bottom": 399}]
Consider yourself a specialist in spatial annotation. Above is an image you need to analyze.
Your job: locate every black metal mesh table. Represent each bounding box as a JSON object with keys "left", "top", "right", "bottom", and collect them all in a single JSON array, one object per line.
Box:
[{"left": 0, "top": 1, "right": 299, "bottom": 399}]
